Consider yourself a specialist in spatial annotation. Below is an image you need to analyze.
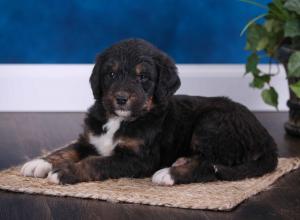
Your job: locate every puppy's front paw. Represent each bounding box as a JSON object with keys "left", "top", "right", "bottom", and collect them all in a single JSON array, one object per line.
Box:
[
  {"left": 47, "top": 165, "right": 82, "bottom": 185},
  {"left": 152, "top": 168, "right": 175, "bottom": 186},
  {"left": 21, "top": 159, "right": 52, "bottom": 178}
]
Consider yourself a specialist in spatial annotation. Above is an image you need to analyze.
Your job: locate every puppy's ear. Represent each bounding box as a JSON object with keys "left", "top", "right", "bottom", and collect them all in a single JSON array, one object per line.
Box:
[
  {"left": 154, "top": 52, "right": 181, "bottom": 102},
  {"left": 89, "top": 55, "right": 104, "bottom": 100}
]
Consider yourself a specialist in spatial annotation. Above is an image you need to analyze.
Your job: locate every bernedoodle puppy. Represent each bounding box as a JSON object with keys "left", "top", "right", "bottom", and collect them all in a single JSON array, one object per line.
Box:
[{"left": 21, "top": 39, "right": 278, "bottom": 185}]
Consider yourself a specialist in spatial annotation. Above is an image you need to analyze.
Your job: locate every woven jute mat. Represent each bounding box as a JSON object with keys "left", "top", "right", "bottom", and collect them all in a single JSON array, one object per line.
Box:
[{"left": 0, "top": 157, "right": 299, "bottom": 211}]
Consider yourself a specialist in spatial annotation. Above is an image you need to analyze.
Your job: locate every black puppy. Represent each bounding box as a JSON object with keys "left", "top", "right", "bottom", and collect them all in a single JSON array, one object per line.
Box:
[{"left": 21, "top": 39, "right": 278, "bottom": 185}]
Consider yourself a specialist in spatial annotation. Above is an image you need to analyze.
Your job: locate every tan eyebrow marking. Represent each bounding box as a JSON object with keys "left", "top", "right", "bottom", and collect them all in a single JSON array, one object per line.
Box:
[
  {"left": 135, "top": 63, "right": 145, "bottom": 75},
  {"left": 111, "top": 61, "right": 119, "bottom": 72}
]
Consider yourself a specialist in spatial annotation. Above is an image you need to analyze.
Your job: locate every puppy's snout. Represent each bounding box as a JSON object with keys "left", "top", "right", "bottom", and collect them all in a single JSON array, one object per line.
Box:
[
  {"left": 115, "top": 92, "right": 129, "bottom": 105},
  {"left": 116, "top": 96, "right": 128, "bottom": 105}
]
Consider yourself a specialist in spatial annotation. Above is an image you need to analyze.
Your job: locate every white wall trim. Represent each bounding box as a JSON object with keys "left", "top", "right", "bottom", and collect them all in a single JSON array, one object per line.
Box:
[{"left": 0, "top": 64, "right": 289, "bottom": 112}]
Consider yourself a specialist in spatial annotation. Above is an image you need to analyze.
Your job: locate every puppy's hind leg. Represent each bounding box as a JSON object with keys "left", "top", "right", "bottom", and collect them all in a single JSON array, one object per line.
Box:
[
  {"left": 213, "top": 151, "right": 278, "bottom": 181},
  {"left": 152, "top": 156, "right": 218, "bottom": 185}
]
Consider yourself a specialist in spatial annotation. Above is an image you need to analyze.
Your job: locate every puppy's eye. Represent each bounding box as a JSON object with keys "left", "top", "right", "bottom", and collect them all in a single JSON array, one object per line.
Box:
[
  {"left": 109, "top": 72, "right": 117, "bottom": 79},
  {"left": 136, "top": 74, "right": 148, "bottom": 82}
]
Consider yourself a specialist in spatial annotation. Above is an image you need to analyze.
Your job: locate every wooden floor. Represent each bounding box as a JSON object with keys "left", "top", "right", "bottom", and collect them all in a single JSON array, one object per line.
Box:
[{"left": 0, "top": 112, "right": 299, "bottom": 220}]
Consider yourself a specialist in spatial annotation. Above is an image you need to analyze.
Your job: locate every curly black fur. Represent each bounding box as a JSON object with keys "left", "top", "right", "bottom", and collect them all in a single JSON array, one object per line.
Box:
[{"left": 42, "top": 39, "right": 278, "bottom": 185}]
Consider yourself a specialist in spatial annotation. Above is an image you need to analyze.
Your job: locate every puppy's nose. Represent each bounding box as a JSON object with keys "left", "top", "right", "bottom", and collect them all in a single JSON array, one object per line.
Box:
[{"left": 115, "top": 94, "right": 129, "bottom": 105}]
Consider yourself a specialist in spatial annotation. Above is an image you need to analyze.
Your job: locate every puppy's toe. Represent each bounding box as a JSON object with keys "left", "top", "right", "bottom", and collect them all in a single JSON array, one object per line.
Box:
[
  {"left": 47, "top": 171, "right": 60, "bottom": 184},
  {"left": 152, "top": 168, "right": 175, "bottom": 186},
  {"left": 21, "top": 159, "right": 52, "bottom": 178}
]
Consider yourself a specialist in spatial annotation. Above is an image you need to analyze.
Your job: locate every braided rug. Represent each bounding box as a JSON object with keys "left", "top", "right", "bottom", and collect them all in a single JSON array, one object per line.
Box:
[{"left": 0, "top": 157, "right": 299, "bottom": 211}]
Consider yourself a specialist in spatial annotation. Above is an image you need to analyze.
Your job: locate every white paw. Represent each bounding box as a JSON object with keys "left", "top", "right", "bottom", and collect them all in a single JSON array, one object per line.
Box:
[
  {"left": 152, "top": 168, "right": 175, "bottom": 186},
  {"left": 21, "top": 159, "right": 52, "bottom": 178},
  {"left": 47, "top": 171, "right": 60, "bottom": 184}
]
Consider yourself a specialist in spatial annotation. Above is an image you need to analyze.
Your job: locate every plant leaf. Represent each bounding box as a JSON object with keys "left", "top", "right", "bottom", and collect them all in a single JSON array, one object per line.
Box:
[
  {"left": 256, "top": 37, "right": 269, "bottom": 51},
  {"left": 264, "top": 19, "right": 274, "bottom": 32},
  {"left": 272, "top": 0, "right": 291, "bottom": 20},
  {"left": 268, "top": 2, "right": 287, "bottom": 20},
  {"left": 245, "top": 42, "right": 251, "bottom": 50},
  {"left": 284, "top": 0, "right": 300, "bottom": 15},
  {"left": 261, "top": 74, "right": 271, "bottom": 83},
  {"left": 288, "top": 51, "right": 300, "bottom": 77},
  {"left": 264, "top": 19, "right": 283, "bottom": 33},
  {"left": 292, "top": 36, "right": 300, "bottom": 48},
  {"left": 290, "top": 80, "right": 300, "bottom": 98},
  {"left": 284, "top": 19, "right": 300, "bottom": 37},
  {"left": 246, "top": 53, "right": 259, "bottom": 75},
  {"left": 250, "top": 77, "right": 265, "bottom": 88},
  {"left": 250, "top": 74, "right": 271, "bottom": 88},
  {"left": 261, "top": 87, "right": 278, "bottom": 108},
  {"left": 246, "top": 24, "right": 268, "bottom": 51}
]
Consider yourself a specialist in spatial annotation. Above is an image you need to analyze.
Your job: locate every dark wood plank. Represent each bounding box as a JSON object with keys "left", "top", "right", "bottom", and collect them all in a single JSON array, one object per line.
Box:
[{"left": 0, "top": 112, "right": 299, "bottom": 220}]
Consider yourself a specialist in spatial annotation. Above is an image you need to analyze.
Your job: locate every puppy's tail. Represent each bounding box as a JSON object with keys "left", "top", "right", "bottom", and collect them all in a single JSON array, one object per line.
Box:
[{"left": 214, "top": 152, "right": 278, "bottom": 181}]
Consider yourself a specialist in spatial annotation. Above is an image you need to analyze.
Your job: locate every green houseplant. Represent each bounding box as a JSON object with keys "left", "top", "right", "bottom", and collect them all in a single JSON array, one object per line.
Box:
[{"left": 242, "top": 0, "right": 300, "bottom": 136}]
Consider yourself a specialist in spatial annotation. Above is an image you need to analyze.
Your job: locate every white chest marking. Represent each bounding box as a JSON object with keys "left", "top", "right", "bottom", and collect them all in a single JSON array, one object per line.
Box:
[{"left": 89, "top": 117, "right": 123, "bottom": 156}]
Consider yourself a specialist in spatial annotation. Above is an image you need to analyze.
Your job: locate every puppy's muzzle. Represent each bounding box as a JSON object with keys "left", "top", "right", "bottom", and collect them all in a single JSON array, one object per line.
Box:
[{"left": 115, "top": 93, "right": 129, "bottom": 106}]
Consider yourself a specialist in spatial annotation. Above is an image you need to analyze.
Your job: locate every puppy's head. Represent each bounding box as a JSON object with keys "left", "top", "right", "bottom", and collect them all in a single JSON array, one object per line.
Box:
[{"left": 90, "top": 39, "right": 181, "bottom": 119}]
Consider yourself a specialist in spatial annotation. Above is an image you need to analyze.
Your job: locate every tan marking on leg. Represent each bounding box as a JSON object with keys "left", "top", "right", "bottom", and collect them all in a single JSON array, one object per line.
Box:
[
  {"left": 117, "top": 137, "right": 144, "bottom": 153},
  {"left": 73, "top": 160, "right": 94, "bottom": 181},
  {"left": 172, "top": 157, "right": 191, "bottom": 167},
  {"left": 45, "top": 145, "right": 80, "bottom": 166},
  {"left": 171, "top": 158, "right": 199, "bottom": 178},
  {"left": 75, "top": 156, "right": 103, "bottom": 181}
]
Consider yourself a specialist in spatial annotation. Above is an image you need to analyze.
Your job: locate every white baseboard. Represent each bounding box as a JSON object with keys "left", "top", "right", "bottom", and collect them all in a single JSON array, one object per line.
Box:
[{"left": 0, "top": 64, "right": 289, "bottom": 112}]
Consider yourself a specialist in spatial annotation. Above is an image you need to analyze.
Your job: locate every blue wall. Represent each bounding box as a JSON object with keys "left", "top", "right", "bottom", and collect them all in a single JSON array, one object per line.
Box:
[{"left": 0, "top": 0, "right": 270, "bottom": 63}]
